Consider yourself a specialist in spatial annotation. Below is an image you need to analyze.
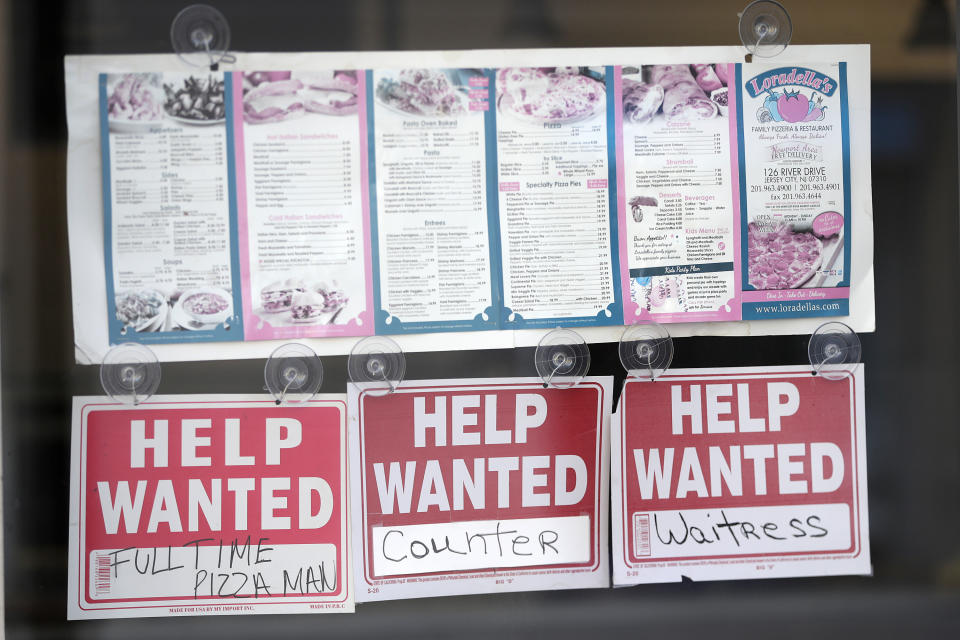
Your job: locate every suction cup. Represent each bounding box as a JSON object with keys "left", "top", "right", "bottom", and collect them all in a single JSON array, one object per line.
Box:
[
  {"left": 808, "top": 321, "right": 861, "bottom": 380},
  {"left": 100, "top": 343, "right": 161, "bottom": 405},
  {"left": 264, "top": 343, "right": 323, "bottom": 404},
  {"left": 619, "top": 323, "right": 674, "bottom": 380},
  {"left": 170, "top": 4, "right": 235, "bottom": 68},
  {"left": 739, "top": 0, "right": 793, "bottom": 58},
  {"left": 535, "top": 329, "right": 590, "bottom": 389},
  {"left": 348, "top": 336, "right": 406, "bottom": 395}
]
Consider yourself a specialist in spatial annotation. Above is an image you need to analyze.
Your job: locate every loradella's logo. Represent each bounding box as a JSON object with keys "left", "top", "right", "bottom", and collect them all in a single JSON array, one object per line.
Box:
[{"left": 745, "top": 67, "right": 838, "bottom": 124}]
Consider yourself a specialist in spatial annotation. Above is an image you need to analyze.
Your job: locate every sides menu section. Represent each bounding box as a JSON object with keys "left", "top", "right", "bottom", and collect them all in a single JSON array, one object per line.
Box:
[
  {"left": 495, "top": 67, "right": 622, "bottom": 328},
  {"left": 616, "top": 64, "right": 739, "bottom": 323},
  {"left": 101, "top": 72, "right": 242, "bottom": 343},
  {"left": 367, "top": 68, "right": 500, "bottom": 333},
  {"left": 233, "top": 71, "right": 374, "bottom": 338}
]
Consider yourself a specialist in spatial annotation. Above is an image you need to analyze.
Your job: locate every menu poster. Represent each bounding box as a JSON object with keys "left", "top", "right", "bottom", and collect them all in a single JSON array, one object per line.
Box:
[
  {"left": 100, "top": 72, "right": 243, "bottom": 344},
  {"left": 737, "top": 63, "right": 851, "bottom": 319},
  {"left": 367, "top": 68, "right": 501, "bottom": 334},
  {"left": 611, "top": 366, "right": 870, "bottom": 585},
  {"left": 496, "top": 67, "right": 623, "bottom": 328},
  {"left": 95, "top": 58, "right": 857, "bottom": 349},
  {"left": 68, "top": 396, "right": 353, "bottom": 618},
  {"left": 616, "top": 63, "right": 740, "bottom": 323},
  {"left": 349, "top": 378, "right": 611, "bottom": 601},
  {"left": 234, "top": 71, "right": 374, "bottom": 339}
]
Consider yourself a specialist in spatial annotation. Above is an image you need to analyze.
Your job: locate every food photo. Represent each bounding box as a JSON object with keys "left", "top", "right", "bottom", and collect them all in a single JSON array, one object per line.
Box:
[
  {"left": 622, "top": 63, "right": 729, "bottom": 125},
  {"left": 114, "top": 286, "right": 234, "bottom": 332},
  {"left": 242, "top": 70, "right": 360, "bottom": 124},
  {"left": 256, "top": 274, "right": 351, "bottom": 326},
  {"left": 496, "top": 67, "right": 605, "bottom": 124}
]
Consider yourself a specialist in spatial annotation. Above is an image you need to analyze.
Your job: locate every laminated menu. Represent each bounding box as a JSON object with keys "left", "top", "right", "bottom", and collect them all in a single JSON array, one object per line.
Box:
[{"left": 96, "top": 60, "right": 853, "bottom": 346}]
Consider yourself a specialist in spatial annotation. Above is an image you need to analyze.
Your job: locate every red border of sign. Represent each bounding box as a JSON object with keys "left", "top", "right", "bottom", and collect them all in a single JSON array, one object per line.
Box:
[
  {"left": 75, "top": 399, "right": 351, "bottom": 612},
  {"left": 358, "top": 382, "right": 605, "bottom": 585},
  {"left": 618, "top": 370, "right": 862, "bottom": 568}
]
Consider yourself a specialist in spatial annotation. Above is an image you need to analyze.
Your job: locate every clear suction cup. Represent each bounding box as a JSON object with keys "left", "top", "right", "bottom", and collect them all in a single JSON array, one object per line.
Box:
[
  {"left": 170, "top": 4, "right": 236, "bottom": 69},
  {"left": 535, "top": 328, "right": 590, "bottom": 389},
  {"left": 100, "top": 343, "right": 161, "bottom": 405},
  {"left": 264, "top": 343, "right": 323, "bottom": 405},
  {"left": 619, "top": 323, "right": 674, "bottom": 380},
  {"left": 739, "top": 0, "right": 793, "bottom": 58},
  {"left": 808, "top": 321, "right": 861, "bottom": 380},
  {"left": 348, "top": 336, "right": 406, "bottom": 395}
]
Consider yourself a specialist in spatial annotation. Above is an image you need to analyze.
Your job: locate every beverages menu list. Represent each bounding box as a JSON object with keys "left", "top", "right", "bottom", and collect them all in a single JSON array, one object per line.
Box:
[{"left": 100, "top": 62, "right": 851, "bottom": 345}]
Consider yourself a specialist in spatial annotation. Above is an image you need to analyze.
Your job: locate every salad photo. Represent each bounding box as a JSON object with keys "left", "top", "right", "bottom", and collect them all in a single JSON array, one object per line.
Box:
[{"left": 163, "top": 74, "right": 225, "bottom": 123}]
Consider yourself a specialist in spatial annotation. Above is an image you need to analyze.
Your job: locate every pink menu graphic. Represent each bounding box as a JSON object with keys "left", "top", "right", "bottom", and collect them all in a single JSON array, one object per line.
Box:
[
  {"left": 616, "top": 63, "right": 742, "bottom": 324},
  {"left": 233, "top": 70, "right": 374, "bottom": 339}
]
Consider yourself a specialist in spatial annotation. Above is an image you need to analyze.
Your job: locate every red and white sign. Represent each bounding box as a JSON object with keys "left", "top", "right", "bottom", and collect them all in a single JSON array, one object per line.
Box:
[
  {"left": 349, "top": 378, "right": 611, "bottom": 601},
  {"left": 68, "top": 395, "right": 353, "bottom": 619},
  {"left": 612, "top": 365, "right": 870, "bottom": 584}
]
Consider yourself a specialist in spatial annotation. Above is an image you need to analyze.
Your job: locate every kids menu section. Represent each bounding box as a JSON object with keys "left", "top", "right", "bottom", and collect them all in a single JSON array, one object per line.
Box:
[{"left": 100, "top": 62, "right": 851, "bottom": 345}]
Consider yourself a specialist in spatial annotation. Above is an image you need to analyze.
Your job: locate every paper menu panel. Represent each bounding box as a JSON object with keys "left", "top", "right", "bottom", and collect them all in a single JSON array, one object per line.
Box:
[
  {"left": 367, "top": 68, "right": 499, "bottom": 334},
  {"left": 737, "top": 63, "right": 851, "bottom": 320},
  {"left": 95, "top": 57, "right": 857, "bottom": 349},
  {"left": 101, "top": 72, "right": 242, "bottom": 343},
  {"left": 495, "top": 67, "right": 622, "bottom": 328},
  {"left": 617, "top": 63, "right": 739, "bottom": 323},
  {"left": 233, "top": 70, "right": 373, "bottom": 339}
]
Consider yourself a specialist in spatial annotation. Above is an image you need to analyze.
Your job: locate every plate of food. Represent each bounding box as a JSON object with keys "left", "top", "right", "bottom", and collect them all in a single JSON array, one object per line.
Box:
[
  {"left": 375, "top": 69, "right": 468, "bottom": 118},
  {"left": 107, "top": 74, "right": 166, "bottom": 133},
  {"left": 173, "top": 287, "right": 232, "bottom": 329},
  {"left": 259, "top": 278, "right": 306, "bottom": 314},
  {"left": 747, "top": 223, "right": 823, "bottom": 290},
  {"left": 496, "top": 68, "right": 605, "bottom": 125},
  {"left": 114, "top": 288, "right": 168, "bottom": 332},
  {"left": 163, "top": 75, "right": 226, "bottom": 124}
]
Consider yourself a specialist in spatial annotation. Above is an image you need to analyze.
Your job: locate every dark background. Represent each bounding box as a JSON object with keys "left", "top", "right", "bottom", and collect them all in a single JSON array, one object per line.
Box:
[{"left": 2, "top": 0, "right": 959, "bottom": 636}]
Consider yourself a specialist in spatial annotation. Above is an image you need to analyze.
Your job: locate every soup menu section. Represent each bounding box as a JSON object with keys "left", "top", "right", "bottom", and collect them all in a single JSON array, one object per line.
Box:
[{"left": 99, "top": 62, "right": 851, "bottom": 345}]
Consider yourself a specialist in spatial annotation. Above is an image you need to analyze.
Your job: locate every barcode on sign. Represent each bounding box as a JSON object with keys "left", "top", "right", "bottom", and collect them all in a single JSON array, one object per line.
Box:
[
  {"left": 633, "top": 513, "right": 651, "bottom": 557},
  {"left": 94, "top": 553, "right": 112, "bottom": 596}
]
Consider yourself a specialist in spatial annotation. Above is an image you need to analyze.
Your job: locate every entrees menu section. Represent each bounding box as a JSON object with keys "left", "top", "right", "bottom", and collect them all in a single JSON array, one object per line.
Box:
[{"left": 100, "top": 61, "right": 851, "bottom": 345}]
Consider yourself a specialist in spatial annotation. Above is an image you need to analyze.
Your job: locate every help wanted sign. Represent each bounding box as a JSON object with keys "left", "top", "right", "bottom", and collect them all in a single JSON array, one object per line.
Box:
[
  {"left": 68, "top": 395, "right": 352, "bottom": 618},
  {"left": 349, "top": 378, "right": 611, "bottom": 601},
  {"left": 612, "top": 365, "right": 870, "bottom": 584}
]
